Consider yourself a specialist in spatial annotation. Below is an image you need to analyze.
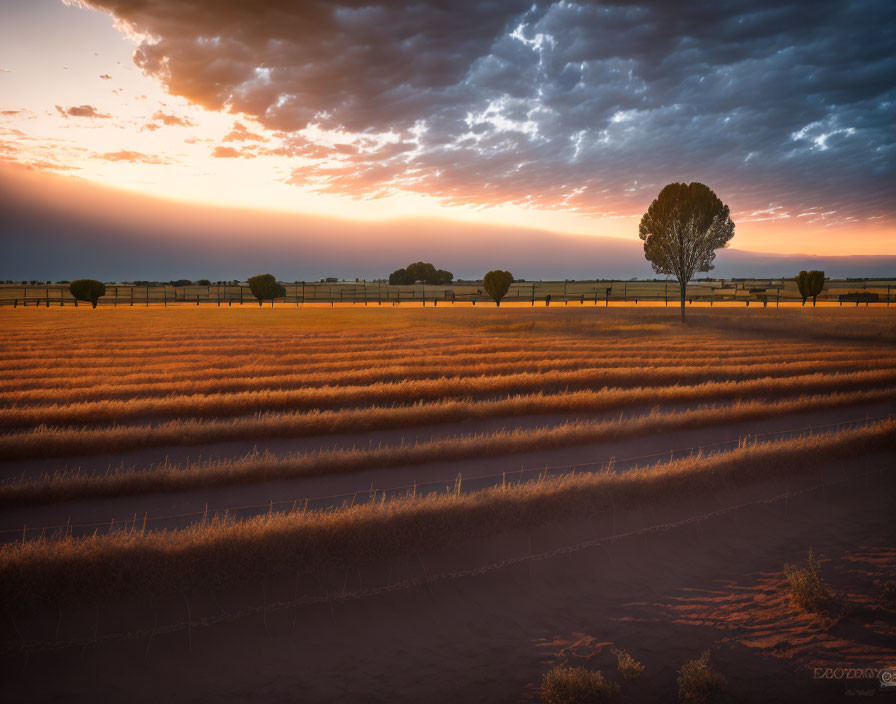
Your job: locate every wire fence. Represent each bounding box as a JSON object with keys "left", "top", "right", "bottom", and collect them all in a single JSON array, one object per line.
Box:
[
  {"left": 2, "top": 462, "right": 887, "bottom": 657},
  {"left": 5, "top": 413, "right": 891, "bottom": 544},
  {"left": 1, "top": 279, "right": 894, "bottom": 308}
]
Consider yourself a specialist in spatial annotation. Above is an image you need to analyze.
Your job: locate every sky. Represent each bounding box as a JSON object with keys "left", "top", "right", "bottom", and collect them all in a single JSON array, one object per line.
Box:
[{"left": 0, "top": 0, "right": 894, "bottom": 279}]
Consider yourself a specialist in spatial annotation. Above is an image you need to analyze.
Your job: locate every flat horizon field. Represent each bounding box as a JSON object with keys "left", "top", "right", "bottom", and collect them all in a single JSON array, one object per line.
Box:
[{"left": 1, "top": 305, "right": 894, "bottom": 702}]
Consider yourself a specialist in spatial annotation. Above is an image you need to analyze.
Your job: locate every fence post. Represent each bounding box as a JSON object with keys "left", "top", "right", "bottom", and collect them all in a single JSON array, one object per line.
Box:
[
  {"left": 45, "top": 285, "right": 49, "bottom": 307},
  {"left": 532, "top": 283, "right": 535, "bottom": 307}
]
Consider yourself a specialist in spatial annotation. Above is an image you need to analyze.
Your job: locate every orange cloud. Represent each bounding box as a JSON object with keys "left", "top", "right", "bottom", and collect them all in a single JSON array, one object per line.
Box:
[
  {"left": 211, "top": 145, "right": 255, "bottom": 159},
  {"left": 98, "top": 150, "right": 168, "bottom": 164},
  {"left": 55, "top": 104, "right": 111, "bottom": 119},
  {"left": 151, "top": 110, "right": 195, "bottom": 127}
]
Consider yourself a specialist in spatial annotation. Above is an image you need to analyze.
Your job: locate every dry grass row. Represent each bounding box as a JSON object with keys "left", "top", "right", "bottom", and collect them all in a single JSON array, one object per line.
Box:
[
  {"left": 0, "top": 336, "right": 808, "bottom": 370},
  {"left": 3, "top": 358, "right": 892, "bottom": 431},
  {"left": 3, "top": 388, "right": 892, "bottom": 507},
  {"left": 2, "top": 369, "right": 892, "bottom": 462},
  {"left": 2, "top": 418, "right": 893, "bottom": 611},
  {"left": 2, "top": 350, "right": 883, "bottom": 405},
  {"left": 0, "top": 341, "right": 876, "bottom": 390}
]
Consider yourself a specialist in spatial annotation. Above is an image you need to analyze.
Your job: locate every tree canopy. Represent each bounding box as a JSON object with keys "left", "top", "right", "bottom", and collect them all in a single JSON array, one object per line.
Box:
[
  {"left": 483, "top": 270, "right": 514, "bottom": 306},
  {"left": 795, "top": 270, "right": 825, "bottom": 305},
  {"left": 68, "top": 279, "right": 106, "bottom": 308},
  {"left": 388, "top": 262, "right": 453, "bottom": 285},
  {"left": 639, "top": 182, "right": 734, "bottom": 322},
  {"left": 248, "top": 274, "right": 286, "bottom": 305}
]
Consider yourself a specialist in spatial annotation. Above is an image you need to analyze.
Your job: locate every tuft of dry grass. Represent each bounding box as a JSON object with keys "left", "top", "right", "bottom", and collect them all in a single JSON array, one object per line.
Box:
[
  {"left": 784, "top": 549, "right": 833, "bottom": 613},
  {"left": 677, "top": 651, "right": 727, "bottom": 704},
  {"left": 612, "top": 648, "right": 645, "bottom": 681},
  {"left": 880, "top": 580, "right": 896, "bottom": 608},
  {"left": 1, "top": 419, "right": 892, "bottom": 612},
  {"left": 541, "top": 665, "right": 620, "bottom": 703}
]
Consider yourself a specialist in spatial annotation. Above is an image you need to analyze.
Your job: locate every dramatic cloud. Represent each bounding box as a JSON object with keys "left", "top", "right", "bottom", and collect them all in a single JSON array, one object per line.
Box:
[
  {"left": 211, "top": 145, "right": 254, "bottom": 159},
  {"left": 97, "top": 150, "right": 167, "bottom": 164},
  {"left": 55, "top": 104, "right": 111, "bottom": 119},
  {"left": 223, "top": 122, "right": 267, "bottom": 142},
  {"left": 58, "top": 1, "right": 896, "bottom": 221},
  {"left": 151, "top": 110, "right": 195, "bottom": 127}
]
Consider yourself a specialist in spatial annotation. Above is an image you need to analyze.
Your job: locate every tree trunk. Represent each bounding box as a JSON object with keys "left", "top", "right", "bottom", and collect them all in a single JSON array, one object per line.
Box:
[{"left": 679, "top": 281, "right": 686, "bottom": 323}]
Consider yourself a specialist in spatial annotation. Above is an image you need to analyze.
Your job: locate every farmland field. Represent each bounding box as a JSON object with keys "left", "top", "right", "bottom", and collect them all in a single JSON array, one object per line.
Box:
[{"left": 1, "top": 305, "right": 895, "bottom": 702}]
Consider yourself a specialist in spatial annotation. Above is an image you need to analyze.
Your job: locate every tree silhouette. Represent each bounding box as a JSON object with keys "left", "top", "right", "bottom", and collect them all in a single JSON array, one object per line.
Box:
[
  {"left": 483, "top": 270, "right": 514, "bottom": 307},
  {"left": 69, "top": 279, "right": 106, "bottom": 308},
  {"left": 795, "top": 270, "right": 825, "bottom": 306},
  {"left": 639, "top": 182, "right": 735, "bottom": 322},
  {"left": 389, "top": 262, "right": 453, "bottom": 285},
  {"left": 248, "top": 274, "right": 286, "bottom": 307}
]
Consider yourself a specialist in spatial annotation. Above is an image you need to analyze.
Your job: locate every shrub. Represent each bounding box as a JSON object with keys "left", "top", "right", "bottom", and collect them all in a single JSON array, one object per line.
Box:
[
  {"left": 784, "top": 549, "right": 831, "bottom": 613},
  {"left": 612, "top": 648, "right": 644, "bottom": 680},
  {"left": 795, "top": 270, "right": 824, "bottom": 306},
  {"left": 677, "top": 651, "right": 727, "bottom": 704},
  {"left": 541, "top": 665, "right": 620, "bottom": 704},
  {"left": 483, "top": 269, "right": 514, "bottom": 307},
  {"left": 68, "top": 279, "right": 106, "bottom": 308},
  {"left": 248, "top": 274, "right": 286, "bottom": 306},
  {"left": 881, "top": 580, "right": 896, "bottom": 608},
  {"left": 389, "top": 263, "right": 453, "bottom": 285}
]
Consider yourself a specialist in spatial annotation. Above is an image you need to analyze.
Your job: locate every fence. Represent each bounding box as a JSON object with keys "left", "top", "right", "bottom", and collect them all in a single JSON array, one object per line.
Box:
[
  {"left": 4, "top": 414, "right": 890, "bottom": 544},
  {"left": 1, "top": 279, "right": 894, "bottom": 307}
]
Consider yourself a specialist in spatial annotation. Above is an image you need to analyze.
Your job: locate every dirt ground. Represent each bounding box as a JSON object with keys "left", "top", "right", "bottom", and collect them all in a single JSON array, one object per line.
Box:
[{"left": 3, "top": 454, "right": 894, "bottom": 703}]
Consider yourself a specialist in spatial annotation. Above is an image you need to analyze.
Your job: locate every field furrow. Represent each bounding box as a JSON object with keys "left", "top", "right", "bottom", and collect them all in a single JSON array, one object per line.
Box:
[
  {"left": 2, "top": 350, "right": 889, "bottom": 404},
  {"left": 2, "top": 357, "right": 893, "bottom": 430},
  {"left": 3, "top": 388, "right": 892, "bottom": 506},
  {"left": 1, "top": 369, "right": 892, "bottom": 461}
]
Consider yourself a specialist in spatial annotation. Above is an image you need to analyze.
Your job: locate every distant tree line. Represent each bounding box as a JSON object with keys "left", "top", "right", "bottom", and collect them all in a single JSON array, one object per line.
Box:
[{"left": 388, "top": 262, "right": 453, "bottom": 286}]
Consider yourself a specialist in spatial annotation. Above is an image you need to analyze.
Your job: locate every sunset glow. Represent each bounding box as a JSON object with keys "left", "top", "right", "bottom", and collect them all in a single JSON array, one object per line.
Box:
[{"left": 2, "top": 0, "right": 894, "bottom": 263}]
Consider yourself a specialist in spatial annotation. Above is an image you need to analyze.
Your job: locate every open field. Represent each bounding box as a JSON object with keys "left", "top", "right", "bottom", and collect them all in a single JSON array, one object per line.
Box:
[{"left": 1, "top": 306, "right": 894, "bottom": 702}]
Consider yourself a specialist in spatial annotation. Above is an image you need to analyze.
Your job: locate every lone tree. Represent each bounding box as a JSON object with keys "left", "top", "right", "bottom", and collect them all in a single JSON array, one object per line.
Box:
[
  {"left": 69, "top": 279, "right": 106, "bottom": 308},
  {"left": 639, "top": 182, "right": 735, "bottom": 322},
  {"left": 248, "top": 273, "right": 286, "bottom": 307},
  {"left": 389, "top": 262, "right": 453, "bottom": 286},
  {"left": 795, "top": 270, "right": 825, "bottom": 306},
  {"left": 483, "top": 270, "right": 514, "bottom": 307}
]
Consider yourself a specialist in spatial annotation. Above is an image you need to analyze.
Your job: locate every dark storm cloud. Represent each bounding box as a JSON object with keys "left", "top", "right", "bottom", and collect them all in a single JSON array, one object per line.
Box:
[{"left": 81, "top": 0, "right": 895, "bottom": 221}]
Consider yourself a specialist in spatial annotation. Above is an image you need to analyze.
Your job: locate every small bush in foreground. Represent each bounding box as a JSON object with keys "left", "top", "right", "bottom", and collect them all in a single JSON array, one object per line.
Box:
[
  {"left": 541, "top": 665, "right": 620, "bottom": 704},
  {"left": 677, "top": 651, "right": 727, "bottom": 704},
  {"left": 612, "top": 648, "right": 645, "bottom": 680},
  {"left": 879, "top": 579, "right": 896, "bottom": 608},
  {"left": 784, "top": 549, "right": 831, "bottom": 613}
]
